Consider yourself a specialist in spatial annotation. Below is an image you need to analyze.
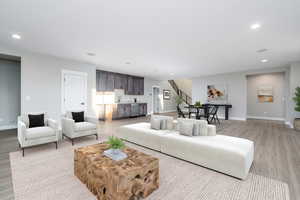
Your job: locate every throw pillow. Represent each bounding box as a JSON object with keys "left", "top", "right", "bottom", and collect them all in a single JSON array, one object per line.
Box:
[
  {"left": 194, "top": 120, "right": 208, "bottom": 136},
  {"left": 160, "top": 119, "right": 167, "bottom": 130},
  {"left": 72, "top": 112, "right": 84, "bottom": 123},
  {"left": 28, "top": 114, "right": 45, "bottom": 128},
  {"left": 179, "top": 121, "right": 194, "bottom": 136},
  {"left": 150, "top": 118, "right": 161, "bottom": 130}
]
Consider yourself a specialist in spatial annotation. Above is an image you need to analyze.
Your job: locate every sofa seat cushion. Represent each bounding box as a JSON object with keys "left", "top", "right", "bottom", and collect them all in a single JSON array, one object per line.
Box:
[
  {"left": 160, "top": 133, "right": 254, "bottom": 179},
  {"left": 74, "top": 122, "right": 97, "bottom": 132},
  {"left": 25, "top": 127, "right": 55, "bottom": 140}
]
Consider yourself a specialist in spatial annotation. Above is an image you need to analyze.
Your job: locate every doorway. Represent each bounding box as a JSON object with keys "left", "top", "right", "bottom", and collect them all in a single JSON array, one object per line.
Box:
[
  {"left": 61, "top": 70, "right": 87, "bottom": 113},
  {"left": 0, "top": 55, "right": 21, "bottom": 130},
  {"left": 152, "top": 86, "right": 160, "bottom": 114},
  {"left": 246, "top": 72, "right": 285, "bottom": 121}
]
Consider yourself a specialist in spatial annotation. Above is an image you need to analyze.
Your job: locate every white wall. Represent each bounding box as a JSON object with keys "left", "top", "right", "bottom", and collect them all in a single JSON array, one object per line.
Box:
[
  {"left": 0, "top": 59, "right": 21, "bottom": 126},
  {"left": 174, "top": 79, "right": 192, "bottom": 97},
  {"left": 192, "top": 73, "right": 247, "bottom": 120},
  {"left": 247, "top": 72, "right": 285, "bottom": 120},
  {"left": 192, "top": 66, "right": 291, "bottom": 121}
]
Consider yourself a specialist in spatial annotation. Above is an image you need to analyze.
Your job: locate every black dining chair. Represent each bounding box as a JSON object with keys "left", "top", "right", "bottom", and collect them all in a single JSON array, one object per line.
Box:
[
  {"left": 207, "top": 105, "right": 220, "bottom": 125},
  {"left": 177, "top": 106, "right": 189, "bottom": 118},
  {"left": 188, "top": 106, "right": 198, "bottom": 119}
]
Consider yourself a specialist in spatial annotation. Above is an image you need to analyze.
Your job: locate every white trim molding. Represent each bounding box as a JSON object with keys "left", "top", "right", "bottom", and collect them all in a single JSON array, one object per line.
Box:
[{"left": 247, "top": 116, "right": 285, "bottom": 121}]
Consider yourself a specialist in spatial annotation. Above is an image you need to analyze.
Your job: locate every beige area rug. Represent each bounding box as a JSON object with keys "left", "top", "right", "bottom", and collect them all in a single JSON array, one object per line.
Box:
[{"left": 10, "top": 137, "right": 290, "bottom": 200}]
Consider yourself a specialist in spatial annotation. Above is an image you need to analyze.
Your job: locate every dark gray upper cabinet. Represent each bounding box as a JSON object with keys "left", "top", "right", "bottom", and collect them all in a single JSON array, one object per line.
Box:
[
  {"left": 96, "top": 70, "right": 144, "bottom": 95},
  {"left": 106, "top": 72, "right": 115, "bottom": 91},
  {"left": 126, "top": 76, "right": 134, "bottom": 95},
  {"left": 98, "top": 70, "right": 108, "bottom": 91},
  {"left": 114, "top": 73, "right": 128, "bottom": 91}
]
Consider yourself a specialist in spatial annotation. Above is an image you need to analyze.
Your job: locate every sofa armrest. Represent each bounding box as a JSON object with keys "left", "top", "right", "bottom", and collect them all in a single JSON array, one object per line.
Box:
[
  {"left": 18, "top": 120, "right": 27, "bottom": 146},
  {"left": 48, "top": 119, "right": 58, "bottom": 130},
  {"left": 61, "top": 118, "right": 75, "bottom": 137},
  {"left": 85, "top": 116, "right": 98, "bottom": 124}
]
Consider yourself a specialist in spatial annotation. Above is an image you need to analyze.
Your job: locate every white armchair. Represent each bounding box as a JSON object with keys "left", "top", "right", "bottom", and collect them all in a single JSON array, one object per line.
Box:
[
  {"left": 18, "top": 113, "right": 59, "bottom": 157},
  {"left": 61, "top": 111, "right": 98, "bottom": 145}
]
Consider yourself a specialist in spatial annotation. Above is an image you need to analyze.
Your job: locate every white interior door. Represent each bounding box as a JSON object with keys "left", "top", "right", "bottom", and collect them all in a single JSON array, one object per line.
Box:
[{"left": 62, "top": 70, "right": 87, "bottom": 113}]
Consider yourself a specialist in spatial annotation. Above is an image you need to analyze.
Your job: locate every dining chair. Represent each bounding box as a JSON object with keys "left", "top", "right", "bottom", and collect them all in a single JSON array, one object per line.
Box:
[{"left": 207, "top": 105, "right": 220, "bottom": 125}]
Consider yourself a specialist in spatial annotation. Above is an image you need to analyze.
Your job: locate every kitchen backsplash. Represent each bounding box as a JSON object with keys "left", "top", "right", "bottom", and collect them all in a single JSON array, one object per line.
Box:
[{"left": 114, "top": 89, "right": 148, "bottom": 103}]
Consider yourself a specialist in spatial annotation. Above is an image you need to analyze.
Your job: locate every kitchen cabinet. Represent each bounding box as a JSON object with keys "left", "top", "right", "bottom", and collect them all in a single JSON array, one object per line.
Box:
[
  {"left": 139, "top": 103, "right": 147, "bottom": 116},
  {"left": 109, "top": 103, "right": 147, "bottom": 120},
  {"left": 114, "top": 74, "right": 128, "bottom": 91},
  {"left": 126, "top": 76, "right": 134, "bottom": 95},
  {"left": 96, "top": 70, "right": 144, "bottom": 95}
]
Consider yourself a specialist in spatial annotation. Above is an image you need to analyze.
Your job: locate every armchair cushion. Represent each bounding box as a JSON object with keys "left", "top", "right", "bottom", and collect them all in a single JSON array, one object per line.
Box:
[
  {"left": 74, "top": 122, "right": 97, "bottom": 132},
  {"left": 25, "top": 127, "right": 56, "bottom": 140},
  {"left": 28, "top": 114, "right": 45, "bottom": 128}
]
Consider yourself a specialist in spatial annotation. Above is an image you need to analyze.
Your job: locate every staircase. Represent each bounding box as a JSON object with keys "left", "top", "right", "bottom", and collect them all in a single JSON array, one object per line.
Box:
[{"left": 168, "top": 80, "right": 192, "bottom": 105}]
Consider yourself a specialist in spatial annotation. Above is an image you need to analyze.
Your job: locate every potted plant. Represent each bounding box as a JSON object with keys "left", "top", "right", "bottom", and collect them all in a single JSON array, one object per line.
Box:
[
  {"left": 293, "top": 87, "right": 300, "bottom": 131},
  {"left": 175, "top": 95, "right": 183, "bottom": 106},
  {"left": 106, "top": 136, "right": 125, "bottom": 154},
  {"left": 194, "top": 101, "right": 201, "bottom": 107}
]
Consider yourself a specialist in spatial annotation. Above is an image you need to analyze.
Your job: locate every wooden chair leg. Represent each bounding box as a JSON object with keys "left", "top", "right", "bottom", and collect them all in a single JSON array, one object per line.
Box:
[
  {"left": 55, "top": 141, "right": 58, "bottom": 149},
  {"left": 22, "top": 148, "right": 25, "bottom": 157},
  {"left": 72, "top": 139, "right": 74, "bottom": 146},
  {"left": 95, "top": 134, "right": 99, "bottom": 140}
]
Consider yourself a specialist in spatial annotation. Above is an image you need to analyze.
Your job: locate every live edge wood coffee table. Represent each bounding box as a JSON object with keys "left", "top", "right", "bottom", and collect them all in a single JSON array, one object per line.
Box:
[{"left": 74, "top": 143, "right": 159, "bottom": 200}]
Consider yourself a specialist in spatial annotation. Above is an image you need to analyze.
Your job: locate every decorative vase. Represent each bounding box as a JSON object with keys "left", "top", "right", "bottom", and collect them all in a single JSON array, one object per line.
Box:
[{"left": 294, "top": 118, "right": 300, "bottom": 131}]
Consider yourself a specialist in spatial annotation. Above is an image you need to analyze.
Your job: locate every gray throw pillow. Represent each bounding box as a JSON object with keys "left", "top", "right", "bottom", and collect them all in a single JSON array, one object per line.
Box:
[
  {"left": 194, "top": 120, "right": 208, "bottom": 136},
  {"left": 179, "top": 121, "right": 194, "bottom": 136},
  {"left": 150, "top": 118, "right": 161, "bottom": 130},
  {"left": 160, "top": 119, "right": 167, "bottom": 130}
]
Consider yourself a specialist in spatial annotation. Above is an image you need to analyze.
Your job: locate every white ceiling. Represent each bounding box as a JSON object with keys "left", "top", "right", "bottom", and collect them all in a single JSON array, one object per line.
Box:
[{"left": 0, "top": 0, "right": 300, "bottom": 80}]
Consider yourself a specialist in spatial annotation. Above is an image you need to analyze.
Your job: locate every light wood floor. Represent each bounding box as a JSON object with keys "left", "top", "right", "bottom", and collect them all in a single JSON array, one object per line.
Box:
[{"left": 0, "top": 115, "right": 299, "bottom": 200}]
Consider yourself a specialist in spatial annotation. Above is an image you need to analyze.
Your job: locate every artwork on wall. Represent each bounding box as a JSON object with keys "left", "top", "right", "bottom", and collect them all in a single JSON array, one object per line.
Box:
[
  {"left": 207, "top": 85, "right": 227, "bottom": 103},
  {"left": 163, "top": 89, "right": 171, "bottom": 100},
  {"left": 257, "top": 86, "right": 273, "bottom": 103}
]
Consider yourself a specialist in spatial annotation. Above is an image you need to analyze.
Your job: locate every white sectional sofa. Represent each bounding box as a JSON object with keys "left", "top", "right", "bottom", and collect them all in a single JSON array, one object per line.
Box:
[{"left": 118, "top": 122, "right": 254, "bottom": 180}]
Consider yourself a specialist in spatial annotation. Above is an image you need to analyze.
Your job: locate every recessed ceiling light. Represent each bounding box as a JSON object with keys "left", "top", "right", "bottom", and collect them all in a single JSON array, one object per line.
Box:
[
  {"left": 125, "top": 61, "right": 131, "bottom": 65},
  {"left": 170, "top": 73, "right": 174, "bottom": 76},
  {"left": 261, "top": 59, "right": 268, "bottom": 63},
  {"left": 250, "top": 23, "right": 261, "bottom": 30},
  {"left": 12, "top": 34, "right": 21, "bottom": 40},
  {"left": 87, "top": 52, "right": 96, "bottom": 56}
]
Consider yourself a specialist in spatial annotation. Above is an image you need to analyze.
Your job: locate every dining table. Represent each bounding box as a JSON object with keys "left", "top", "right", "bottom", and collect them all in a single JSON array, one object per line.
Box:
[{"left": 184, "top": 105, "right": 207, "bottom": 120}]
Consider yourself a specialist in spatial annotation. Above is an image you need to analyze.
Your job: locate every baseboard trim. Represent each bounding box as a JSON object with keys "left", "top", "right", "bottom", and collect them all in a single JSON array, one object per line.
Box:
[
  {"left": 218, "top": 116, "right": 246, "bottom": 121},
  {"left": 0, "top": 124, "right": 17, "bottom": 131},
  {"left": 159, "top": 110, "right": 176, "bottom": 114},
  {"left": 247, "top": 116, "right": 285, "bottom": 121}
]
